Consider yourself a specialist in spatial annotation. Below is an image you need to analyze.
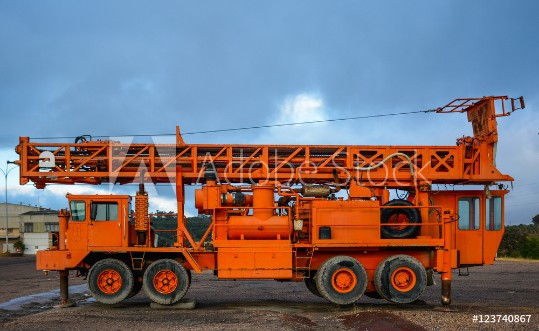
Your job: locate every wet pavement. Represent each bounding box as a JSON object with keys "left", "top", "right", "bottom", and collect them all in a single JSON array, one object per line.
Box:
[{"left": 0, "top": 284, "right": 88, "bottom": 311}]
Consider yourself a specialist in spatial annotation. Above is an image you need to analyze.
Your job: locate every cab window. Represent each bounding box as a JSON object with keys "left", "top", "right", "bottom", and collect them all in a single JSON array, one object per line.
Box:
[
  {"left": 69, "top": 200, "right": 86, "bottom": 221},
  {"left": 486, "top": 197, "right": 502, "bottom": 231},
  {"left": 91, "top": 202, "right": 119, "bottom": 221},
  {"left": 458, "top": 197, "right": 480, "bottom": 230}
]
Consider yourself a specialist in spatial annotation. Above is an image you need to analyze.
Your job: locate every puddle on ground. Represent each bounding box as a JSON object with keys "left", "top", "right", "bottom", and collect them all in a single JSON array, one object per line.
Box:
[
  {"left": 342, "top": 312, "right": 426, "bottom": 331},
  {"left": 0, "top": 284, "right": 89, "bottom": 311}
]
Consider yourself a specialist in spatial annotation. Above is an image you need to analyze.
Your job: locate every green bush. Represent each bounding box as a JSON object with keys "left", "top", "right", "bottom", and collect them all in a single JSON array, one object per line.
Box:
[
  {"left": 498, "top": 224, "right": 539, "bottom": 259},
  {"left": 13, "top": 240, "right": 25, "bottom": 253},
  {"left": 498, "top": 225, "right": 530, "bottom": 257},
  {"left": 520, "top": 236, "right": 539, "bottom": 259}
]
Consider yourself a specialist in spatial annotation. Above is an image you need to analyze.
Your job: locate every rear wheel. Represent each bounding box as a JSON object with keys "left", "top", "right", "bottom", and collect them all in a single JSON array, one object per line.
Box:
[
  {"left": 88, "top": 259, "right": 134, "bottom": 304},
  {"left": 374, "top": 255, "right": 427, "bottom": 304},
  {"left": 143, "top": 259, "right": 190, "bottom": 305},
  {"left": 315, "top": 256, "right": 367, "bottom": 305}
]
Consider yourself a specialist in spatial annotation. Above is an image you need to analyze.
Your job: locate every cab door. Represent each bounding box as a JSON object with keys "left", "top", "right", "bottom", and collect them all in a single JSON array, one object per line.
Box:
[
  {"left": 483, "top": 193, "right": 505, "bottom": 264},
  {"left": 87, "top": 200, "right": 123, "bottom": 247},
  {"left": 455, "top": 195, "right": 483, "bottom": 265},
  {"left": 66, "top": 200, "right": 88, "bottom": 251}
]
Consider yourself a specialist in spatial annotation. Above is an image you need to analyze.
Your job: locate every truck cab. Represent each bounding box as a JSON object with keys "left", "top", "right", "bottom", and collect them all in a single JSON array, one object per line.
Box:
[
  {"left": 431, "top": 190, "right": 507, "bottom": 266},
  {"left": 65, "top": 194, "right": 132, "bottom": 250}
]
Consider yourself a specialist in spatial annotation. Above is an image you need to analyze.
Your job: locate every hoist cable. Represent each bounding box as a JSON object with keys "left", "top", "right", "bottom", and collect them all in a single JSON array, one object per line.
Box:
[{"left": 30, "top": 109, "right": 435, "bottom": 140}]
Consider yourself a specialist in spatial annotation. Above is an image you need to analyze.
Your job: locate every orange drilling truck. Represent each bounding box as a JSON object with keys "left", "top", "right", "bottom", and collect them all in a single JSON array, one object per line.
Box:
[{"left": 15, "top": 95, "right": 523, "bottom": 306}]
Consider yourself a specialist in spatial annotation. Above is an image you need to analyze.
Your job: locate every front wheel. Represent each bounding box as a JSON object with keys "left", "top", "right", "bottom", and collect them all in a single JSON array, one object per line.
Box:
[
  {"left": 143, "top": 259, "right": 190, "bottom": 305},
  {"left": 88, "top": 259, "right": 134, "bottom": 304},
  {"left": 315, "top": 256, "right": 367, "bottom": 305}
]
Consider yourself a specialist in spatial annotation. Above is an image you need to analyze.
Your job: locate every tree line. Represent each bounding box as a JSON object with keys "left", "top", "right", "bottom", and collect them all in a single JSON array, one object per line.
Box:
[
  {"left": 498, "top": 215, "right": 539, "bottom": 259},
  {"left": 151, "top": 211, "right": 212, "bottom": 247}
]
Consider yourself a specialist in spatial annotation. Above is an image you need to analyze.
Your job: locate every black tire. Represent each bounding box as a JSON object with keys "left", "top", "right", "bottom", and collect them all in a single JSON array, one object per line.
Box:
[
  {"left": 143, "top": 259, "right": 190, "bottom": 305},
  {"left": 304, "top": 274, "right": 322, "bottom": 297},
  {"left": 374, "top": 255, "right": 427, "bottom": 304},
  {"left": 126, "top": 277, "right": 143, "bottom": 299},
  {"left": 315, "top": 256, "right": 367, "bottom": 305},
  {"left": 74, "top": 135, "right": 87, "bottom": 144},
  {"left": 88, "top": 259, "right": 134, "bottom": 305},
  {"left": 381, "top": 199, "right": 421, "bottom": 239}
]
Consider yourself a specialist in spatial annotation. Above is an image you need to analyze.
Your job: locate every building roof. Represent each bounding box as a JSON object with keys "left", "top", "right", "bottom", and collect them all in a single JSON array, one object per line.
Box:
[
  {"left": 20, "top": 210, "right": 59, "bottom": 216},
  {"left": 0, "top": 202, "right": 58, "bottom": 212}
]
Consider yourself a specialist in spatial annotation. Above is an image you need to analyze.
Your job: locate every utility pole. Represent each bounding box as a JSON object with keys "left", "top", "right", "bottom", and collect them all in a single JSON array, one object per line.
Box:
[{"left": 1, "top": 161, "right": 17, "bottom": 253}]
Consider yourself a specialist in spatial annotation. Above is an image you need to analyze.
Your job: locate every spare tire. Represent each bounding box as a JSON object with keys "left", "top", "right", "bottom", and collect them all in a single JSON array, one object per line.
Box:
[{"left": 381, "top": 199, "right": 421, "bottom": 239}]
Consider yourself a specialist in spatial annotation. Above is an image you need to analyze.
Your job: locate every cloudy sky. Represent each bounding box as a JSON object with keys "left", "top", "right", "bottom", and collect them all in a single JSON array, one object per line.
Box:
[{"left": 0, "top": 1, "right": 538, "bottom": 224}]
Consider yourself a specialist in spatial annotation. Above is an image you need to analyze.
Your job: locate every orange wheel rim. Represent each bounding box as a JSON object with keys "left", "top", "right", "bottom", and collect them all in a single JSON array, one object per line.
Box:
[
  {"left": 391, "top": 267, "right": 416, "bottom": 292},
  {"left": 331, "top": 268, "right": 357, "bottom": 293},
  {"left": 388, "top": 213, "right": 410, "bottom": 231},
  {"left": 153, "top": 270, "right": 178, "bottom": 294},
  {"left": 97, "top": 269, "right": 122, "bottom": 294}
]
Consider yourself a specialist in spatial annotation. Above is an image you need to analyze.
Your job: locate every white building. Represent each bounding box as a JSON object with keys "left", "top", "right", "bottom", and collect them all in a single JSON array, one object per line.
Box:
[
  {"left": 0, "top": 203, "right": 58, "bottom": 254},
  {"left": 20, "top": 209, "right": 59, "bottom": 254}
]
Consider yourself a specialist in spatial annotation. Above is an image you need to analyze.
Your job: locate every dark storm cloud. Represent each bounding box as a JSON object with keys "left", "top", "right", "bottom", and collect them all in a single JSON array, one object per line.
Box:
[{"left": 1, "top": 1, "right": 535, "bottom": 141}]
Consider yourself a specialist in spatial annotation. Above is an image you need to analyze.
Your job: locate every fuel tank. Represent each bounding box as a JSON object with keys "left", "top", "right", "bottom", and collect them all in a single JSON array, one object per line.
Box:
[
  {"left": 227, "top": 215, "right": 290, "bottom": 240},
  {"left": 228, "top": 185, "right": 289, "bottom": 240}
]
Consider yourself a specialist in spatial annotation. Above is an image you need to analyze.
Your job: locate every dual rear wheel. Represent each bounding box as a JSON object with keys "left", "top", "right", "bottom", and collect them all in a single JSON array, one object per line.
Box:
[
  {"left": 374, "top": 255, "right": 427, "bottom": 304},
  {"left": 306, "top": 255, "right": 427, "bottom": 305},
  {"left": 142, "top": 259, "right": 191, "bottom": 305},
  {"left": 314, "top": 256, "right": 368, "bottom": 305},
  {"left": 88, "top": 258, "right": 191, "bottom": 305}
]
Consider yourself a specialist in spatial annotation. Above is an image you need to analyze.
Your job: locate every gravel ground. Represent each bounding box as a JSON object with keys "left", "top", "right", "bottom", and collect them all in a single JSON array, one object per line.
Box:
[
  {"left": 0, "top": 255, "right": 85, "bottom": 302},
  {"left": 0, "top": 256, "right": 537, "bottom": 330}
]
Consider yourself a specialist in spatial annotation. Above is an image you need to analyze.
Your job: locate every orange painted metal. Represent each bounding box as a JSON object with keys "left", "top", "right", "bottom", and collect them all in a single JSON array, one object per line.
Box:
[
  {"left": 58, "top": 209, "right": 68, "bottom": 250},
  {"left": 97, "top": 269, "right": 123, "bottom": 294},
  {"left": 153, "top": 270, "right": 178, "bottom": 294},
  {"left": 135, "top": 192, "right": 149, "bottom": 232},
  {"left": 15, "top": 141, "right": 513, "bottom": 188},
  {"left": 332, "top": 268, "right": 357, "bottom": 293},
  {"left": 391, "top": 267, "right": 416, "bottom": 293},
  {"left": 15, "top": 97, "right": 518, "bottom": 189},
  {"left": 217, "top": 244, "right": 293, "bottom": 279},
  {"left": 36, "top": 250, "right": 88, "bottom": 270},
  {"left": 227, "top": 215, "right": 290, "bottom": 240}
]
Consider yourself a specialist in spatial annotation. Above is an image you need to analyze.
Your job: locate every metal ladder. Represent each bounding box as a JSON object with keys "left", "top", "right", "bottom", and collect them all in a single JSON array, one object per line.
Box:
[
  {"left": 130, "top": 252, "right": 146, "bottom": 271},
  {"left": 294, "top": 247, "right": 315, "bottom": 278}
]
